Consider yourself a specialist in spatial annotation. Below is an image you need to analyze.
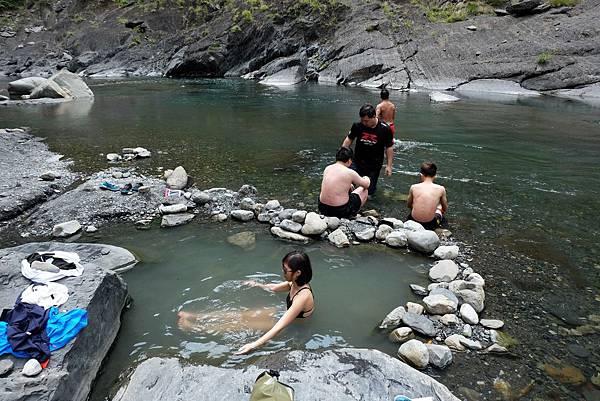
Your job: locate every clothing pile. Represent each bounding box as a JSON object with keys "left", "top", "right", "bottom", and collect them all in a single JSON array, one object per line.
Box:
[{"left": 0, "top": 251, "right": 89, "bottom": 372}]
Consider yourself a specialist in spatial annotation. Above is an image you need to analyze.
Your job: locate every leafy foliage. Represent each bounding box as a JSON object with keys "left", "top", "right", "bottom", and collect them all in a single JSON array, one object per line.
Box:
[{"left": 537, "top": 51, "right": 553, "bottom": 64}]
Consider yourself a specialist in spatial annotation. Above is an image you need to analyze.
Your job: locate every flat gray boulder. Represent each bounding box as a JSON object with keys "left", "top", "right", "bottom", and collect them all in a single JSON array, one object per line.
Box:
[
  {"left": 49, "top": 69, "right": 94, "bottom": 99},
  {"left": 112, "top": 348, "right": 460, "bottom": 401},
  {"left": 7, "top": 77, "right": 48, "bottom": 98},
  {"left": 429, "top": 260, "right": 459, "bottom": 282},
  {"left": 407, "top": 230, "right": 440, "bottom": 253},
  {"left": 161, "top": 213, "right": 195, "bottom": 227},
  {"left": 230, "top": 209, "right": 254, "bottom": 222},
  {"left": 402, "top": 312, "right": 437, "bottom": 337},
  {"left": 0, "top": 242, "right": 131, "bottom": 401}
]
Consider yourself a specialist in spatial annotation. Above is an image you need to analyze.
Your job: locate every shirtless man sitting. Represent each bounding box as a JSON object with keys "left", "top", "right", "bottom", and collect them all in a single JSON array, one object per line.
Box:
[
  {"left": 406, "top": 162, "right": 448, "bottom": 230},
  {"left": 318, "top": 147, "right": 371, "bottom": 218},
  {"left": 376, "top": 88, "right": 396, "bottom": 138}
]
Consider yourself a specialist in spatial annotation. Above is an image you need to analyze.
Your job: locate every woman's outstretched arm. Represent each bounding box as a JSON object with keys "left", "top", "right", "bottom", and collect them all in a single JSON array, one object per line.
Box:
[{"left": 243, "top": 280, "right": 291, "bottom": 292}]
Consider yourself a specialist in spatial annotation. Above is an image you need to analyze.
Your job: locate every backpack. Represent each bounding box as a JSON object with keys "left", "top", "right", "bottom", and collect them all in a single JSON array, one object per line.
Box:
[{"left": 249, "top": 370, "right": 294, "bottom": 401}]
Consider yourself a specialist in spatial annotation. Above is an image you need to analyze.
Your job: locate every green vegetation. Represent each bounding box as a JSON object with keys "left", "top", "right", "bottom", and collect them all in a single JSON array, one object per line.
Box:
[
  {"left": 71, "top": 14, "right": 86, "bottom": 23},
  {"left": 230, "top": 24, "right": 241, "bottom": 32},
  {"left": 496, "top": 331, "right": 520, "bottom": 349},
  {"left": 116, "top": 16, "right": 129, "bottom": 24},
  {"left": 240, "top": 8, "right": 253, "bottom": 22},
  {"left": 0, "top": 0, "right": 23, "bottom": 11},
  {"left": 537, "top": 51, "right": 553, "bottom": 64},
  {"left": 549, "top": 0, "right": 578, "bottom": 6}
]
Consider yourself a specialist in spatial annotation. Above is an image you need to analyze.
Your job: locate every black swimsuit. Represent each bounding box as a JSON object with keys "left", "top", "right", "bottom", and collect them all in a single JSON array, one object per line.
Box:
[{"left": 286, "top": 286, "right": 314, "bottom": 319}]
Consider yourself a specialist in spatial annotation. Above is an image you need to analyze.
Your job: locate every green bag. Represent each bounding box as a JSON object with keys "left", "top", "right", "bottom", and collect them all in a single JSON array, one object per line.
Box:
[{"left": 249, "top": 370, "right": 294, "bottom": 401}]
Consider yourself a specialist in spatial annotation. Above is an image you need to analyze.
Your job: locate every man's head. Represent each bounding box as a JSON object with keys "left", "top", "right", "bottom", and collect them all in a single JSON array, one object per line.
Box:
[
  {"left": 380, "top": 88, "right": 390, "bottom": 100},
  {"left": 420, "top": 162, "right": 437, "bottom": 179},
  {"left": 336, "top": 147, "right": 353, "bottom": 166},
  {"left": 359, "top": 104, "right": 377, "bottom": 128}
]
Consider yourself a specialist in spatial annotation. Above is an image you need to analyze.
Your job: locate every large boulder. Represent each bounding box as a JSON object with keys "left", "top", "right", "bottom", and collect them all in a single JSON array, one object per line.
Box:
[
  {"left": 398, "top": 340, "right": 429, "bottom": 369},
  {"left": 407, "top": 230, "right": 440, "bottom": 253},
  {"left": 429, "top": 260, "right": 459, "bottom": 282},
  {"left": 112, "top": 349, "right": 461, "bottom": 401},
  {"left": 30, "top": 80, "right": 69, "bottom": 99},
  {"left": 166, "top": 166, "right": 188, "bottom": 190},
  {"left": 506, "top": 0, "right": 541, "bottom": 16},
  {"left": 301, "top": 212, "right": 328, "bottom": 235},
  {"left": 423, "top": 293, "right": 458, "bottom": 315},
  {"left": 7, "top": 77, "right": 48, "bottom": 98},
  {"left": 0, "top": 242, "right": 131, "bottom": 401},
  {"left": 48, "top": 69, "right": 94, "bottom": 99}
]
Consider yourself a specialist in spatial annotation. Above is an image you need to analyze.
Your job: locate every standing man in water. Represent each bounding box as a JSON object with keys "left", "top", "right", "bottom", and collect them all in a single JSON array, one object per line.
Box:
[
  {"left": 376, "top": 88, "right": 397, "bottom": 138},
  {"left": 342, "top": 103, "right": 394, "bottom": 196}
]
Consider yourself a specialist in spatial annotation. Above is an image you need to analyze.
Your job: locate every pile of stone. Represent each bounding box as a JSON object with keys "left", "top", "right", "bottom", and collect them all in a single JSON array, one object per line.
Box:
[
  {"left": 106, "top": 147, "right": 151, "bottom": 162},
  {"left": 5, "top": 69, "right": 93, "bottom": 101},
  {"left": 379, "top": 247, "right": 508, "bottom": 370}
]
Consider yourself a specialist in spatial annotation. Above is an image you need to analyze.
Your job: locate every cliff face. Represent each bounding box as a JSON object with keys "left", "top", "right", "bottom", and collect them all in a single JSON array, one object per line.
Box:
[{"left": 0, "top": 0, "right": 598, "bottom": 93}]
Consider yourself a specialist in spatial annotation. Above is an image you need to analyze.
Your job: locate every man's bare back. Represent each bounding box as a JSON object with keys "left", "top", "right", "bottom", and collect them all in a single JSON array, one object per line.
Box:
[
  {"left": 320, "top": 163, "right": 369, "bottom": 206},
  {"left": 376, "top": 100, "right": 396, "bottom": 124},
  {"left": 407, "top": 181, "right": 448, "bottom": 222}
]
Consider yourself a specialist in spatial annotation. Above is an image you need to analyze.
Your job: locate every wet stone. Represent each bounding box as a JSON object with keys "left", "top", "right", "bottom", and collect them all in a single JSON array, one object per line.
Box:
[
  {"left": 410, "top": 284, "right": 428, "bottom": 296},
  {"left": 567, "top": 343, "right": 590, "bottom": 358}
]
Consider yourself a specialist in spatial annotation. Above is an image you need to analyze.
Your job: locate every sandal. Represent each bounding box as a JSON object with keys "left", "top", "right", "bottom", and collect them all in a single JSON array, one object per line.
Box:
[{"left": 121, "top": 183, "right": 133, "bottom": 195}]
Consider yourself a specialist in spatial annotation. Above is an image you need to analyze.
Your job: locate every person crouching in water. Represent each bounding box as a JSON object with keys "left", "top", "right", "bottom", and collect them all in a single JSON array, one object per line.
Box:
[
  {"left": 318, "top": 147, "right": 371, "bottom": 218},
  {"left": 406, "top": 162, "right": 449, "bottom": 230}
]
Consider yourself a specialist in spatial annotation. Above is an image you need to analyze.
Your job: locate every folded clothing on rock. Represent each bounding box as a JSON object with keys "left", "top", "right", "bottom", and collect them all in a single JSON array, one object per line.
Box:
[
  {"left": 20, "top": 282, "right": 69, "bottom": 309},
  {"left": 21, "top": 251, "right": 84, "bottom": 283}
]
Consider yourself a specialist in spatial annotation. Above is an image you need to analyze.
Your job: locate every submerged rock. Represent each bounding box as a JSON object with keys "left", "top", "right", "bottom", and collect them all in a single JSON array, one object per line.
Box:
[
  {"left": 429, "top": 92, "right": 460, "bottom": 102},
  {"left": 161, "top": 213, "right": 194, "bottom": 227},
  {"left": 227, "top": 231, "right": 255, "bottom": 249}
]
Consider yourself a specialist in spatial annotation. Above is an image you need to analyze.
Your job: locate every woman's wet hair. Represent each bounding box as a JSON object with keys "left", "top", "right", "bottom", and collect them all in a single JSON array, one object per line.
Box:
[
  {"left": 420, "top": 162, "right": 437, "bottom": 177},
  {"left": 282, "top": 250, "right": 312, "bottom": 286},
  {"left": 359, "top": 103, "right": 376, "bottom": 118},
  {"left": 336, "top": 146, "right": 353, "bottom": 163}
]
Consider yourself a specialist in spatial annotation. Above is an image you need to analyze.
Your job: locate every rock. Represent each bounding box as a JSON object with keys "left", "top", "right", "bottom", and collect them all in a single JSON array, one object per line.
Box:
[
  {"left": 429, "top": 92, "right": 460, "bottom": 102},
  {"left": 480, "top": 319, "right": 504, "bottom": 329},
  {"left": 591, "top": 372, "right": 600, "bottom": 387},
  {"left": 280, "top": 219, "right": 302, "bottom": 233},
  {"left": 211, "top": 213, "right": 228, "bottom": 222},
  {"left": 191, "top": 191, "right": 210, "bottom": 204},
  {"left": 460, "top": 304, "right": 479, "bottom": 325},
  {"left": 403, "top": 220, "right": 424, "bottom": 231},
  {"left": 48, "top": 69, "right": 94, "bottom": 99},
  {"left": 326, "top": 216, "right": 340, "bottom": 230},
  {"left": 239, "top": 197, "right": 255, "bottom": 211},
  {"left": 301, "top": 212, "right": 328, "bottom": 235},
  {"left": 389, "top": 327, "right": 414, "bottom": 344},
  {"left": 159, "top": 204, "right": 187, "bottom": 214},
  {"left": 462, "top": 324, "right": 472, "bottom": 337},
  {"left": 407, "top": 230, "right": 440, "bottom": 253},
  {"left": 379, "top": 306, "right": 406, "bottom": 329},
  {"left": 86, "top": 225, "right": 98, "bottom": 233},
  {"left": 459, "top": 337, "right": 483, "bottom": 350},
  {"left": 327, "top": 228, "right": 350, "bottom": 248},
  {"left": 449, "top": 280, "right": 485, "bottom": 312},
  {"left": 423, "top": 293, "right": 458, "bottom": 315},
  {"left": 161, "top": 213, "right": 194, "bottom": 227},
  {"left": 106, "top": 153, "right": 122, "bottom": 162},
  {"left": 7, "top": 77, "right": 48, "bottom": 97},
  {"left": 133, "top": 147, "right": 151, "bottom": 158},
  {"left": 410, "top": 284, "right": 429, "bottom": 296},
  {"left": 506, "top": 0, "right": 541, "bottom": 16},
  {"left": 257, "top": 212, "right": 272, "bottom": 223},
  {"left": 264, "top": 200, "right": 281, "bottom": 210},
  {"left": 0, "top": 359, "right": 14, "bottom": 376},
  {"left": 271, "top": 227, "right": 310, "bottom": 243},
  {"left": 380, "top": 217, "right": 404, "bottom": 229},
  {"left": 30, "top": 79, "right": 69, "bottom": 99},
  {"left": 398, "top": 340, "right": 429, "bottom": 369},
  {"left": 230, "top": 209, "right": 254, "bottom": 222},
  {"left": 362, "top": 209, "right": 379, "bottom": 218},
  {"left": 278, "top": 208, "right": 297, "bottom": 220},
  {"left": 402, "top": 312, "right": 436, "bottom": 337},
  {"left": 406, "top": 302, "right": 425, "bottom": 315},
  {"left": 112, "top": 349, "right": 461, "bottom": 401},
  {"left": 163, "top": 169, "right": 173, "bottom": 179},
  {"left": 227, "top": 231, "right": 255, "bottom": 249},
  {"left": 375, "top": 224, "right": 393, "bottom": 241},
  {"left": 22, "top": 358, "right": 42, "bottom": 377},
  {"left": 112, "top": 172, "right": 123, "bottom": 179},
  {"left": 482, "top": 344, "right": 508, "bottom": 354},
  {"left": 0, "top": 242, "right": 130, "bottom": 401},
  {"left": 466, "top": 25, "right": 477, "bottom": 31},
  {"left": 355, "top": 227, "right": 376, "bottom": 241},
  {"left": 440, "top": 314, "right": 460, "bottom": 326},
  {"left": 467, "top": 273, "right": 485, "bottom": 287},
  {"left": 138, "top": 186, "right": 151, "bottom": 194},
  {"left": 494, "top": 8, "right": 510, "bottom": 15},
  {"left": 260, "top": 65, "right": 306, "bottom": 86},
  {"left": 434, "top": 245, "right": 459, "bottom": 260},
  {"left": 542, "top": 361, "right": 586, "bottom": 385},
  {"left": 292, "top": 210, "right": 307, "bottom": 223},
  {"left": 52, "top": 220, "right": 82, "bottom": 237},
  {"left": 456, "top": 79, "right": 540, "bottom": 97},
  {"left": 445, "top": 334, "right": 466, "bottom": 351},
  {"left": 385, "top": 230, "right": 408, "bottom": 248},
  {"left": 429, "top": 260, "right": 459, "bottom": 282},
  {"left": 40, "top": 172, "right": 60, "bottom": 181},
  {"left": 166, "top": 166, "right": 188, "bottom": 190},
  {"left": 425, "top": 344, "right": 453, "bottom": 369}
]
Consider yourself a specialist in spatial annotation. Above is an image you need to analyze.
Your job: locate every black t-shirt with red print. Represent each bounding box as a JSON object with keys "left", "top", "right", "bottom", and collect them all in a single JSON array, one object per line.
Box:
[{"left": 347, "top": 120, "right": 393, "bottom": 170}]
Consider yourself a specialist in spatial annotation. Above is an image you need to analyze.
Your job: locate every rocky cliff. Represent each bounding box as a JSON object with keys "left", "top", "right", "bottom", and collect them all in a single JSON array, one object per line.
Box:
[{"left": 0, "top": 0, "right": 598, "bottom": 95}]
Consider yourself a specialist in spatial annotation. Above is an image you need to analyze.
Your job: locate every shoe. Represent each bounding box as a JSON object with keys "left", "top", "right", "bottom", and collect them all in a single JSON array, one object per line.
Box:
[
  {"left": 99, "top": 181, "right": 120, "bottom": 191},
  {"left": 121, "top": 183, "right": 133, "bottom": 195},
  {"left": 132, "top": 182, "right": 144, "bottom": 192}
]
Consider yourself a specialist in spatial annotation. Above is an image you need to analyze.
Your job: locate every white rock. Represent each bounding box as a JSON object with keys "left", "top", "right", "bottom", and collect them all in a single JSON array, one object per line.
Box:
[
  {"left": 403, "top": 220, "right": 425, "bottom": 231},
  {"left": 280, "top": 219, "right": 302, "bottom": 233},
  {"left": 430, "top": 92, "right": 460, "bottom": 102},
  {"left": 379, "top": 306, "right": 406, "bottom": 329},
  {"left": 385, "top": 230, "right": 408, "bottom": 248},
  {"left": 406, "top": 302, "right": 424, "bottom": 315},
  {"left": 161, "top": 213, "right": 195, "bottom": 227},
  {"left": 380, "top": 217, "right": 404, "bottom": 229},
  {"left": 106, "top": 153, "right": 121, "bottom": 162},
  {"left": 192, "top": 191, "right": 210, "bottom": 204},
  {"left": 133, "top": 147, "right": 151, "bottom": 158},
  {"left": 52, "top": 220, "right": 82, "bottom": 237},
  {"left": 355, "top": 227, "right": 376, "bottom": 241},
  {"left": 425, "top": 344, "right": 453, "bottom": 369},
  {"left": 22, "top": 359, "right": 42, "bottom": 377},
  {"left": 398, "top": 339, "right": 429, "bottom": 369},
  {"left": 423, "top": 294, "right": 458, "bottom": 315},
  {"left": 459, "top": 337, "right": 483, "bottom": 350},
  {"left": 410, "top": 284, "right": 429, "bottom": 296},
  {"left": 429, "top": 260, "right": 459, "bottom": 282},
  {"left": 462, "top": 324, "right": 472, "bottom": 337},
  {"left": 327, "top": 228, "right": 350, "bottom": 248},
  {"left": 230, "top": 210, "right": 255, "bottom": 222},
  {"left": 489, "top": 329, "right": 499, "bottom": 344},
  {"left": 301, "top": 212, "right": 328, "bottom": 235},
  {"left": 292, "top": 210, "right": 307, "bottom": 223},
  {"left": 433, "top": 245, "right": 459, "bottom": 260},
  {"left": 271, "top": 227, "right": 310, "bottom": 243},
  {"left": 240, "top": 197, "right": 256, "bottom": 211},
  {"left": 440, "top": 314, "right": 460, "bottom": 326},
  {"left": 388, "top": 327, "right": 414, "bottom": 344},
  {"left": 480, "top": 319, "right": 504, "bottom": 329},
  {"left": 444, "top": 334, "right": 466, "bottom": 351},
  {"left": 462, "top": 267, "right": 474, "bottom": 276},
  {"left": 264, "top": 200, "right": 281, "bottom": 210},
  {"left": 375, "top": 224, "right": 393, "bottom": 241},
  {"left": 460, "top": 304, "right": 479, "bottom": 325},
  {"left": 163, "top": 169, "right": 174, "bottom": 179},
  {"left": 166, "top": 166, "right": 188, "bottom": 190},
  {"left": 407, "top": 230, "right": 440, "bottom": 253},
  {"left": 85, "top": 225, "right": 98, "bottom": 233},
  {"left": 159, "top": 204, "right": 187, "bottom": 214},
  {"left": 211, "top": 213, "right": 228, "bottom": 222},
  {"left": 467, "top": 272, "right": 485, "bottom": 286},
  {"left": 326, "top": 216, "right": 340, "bottom": 230},
  {"left": 482, "top": 344, "right": 508, "bottom": 354}
]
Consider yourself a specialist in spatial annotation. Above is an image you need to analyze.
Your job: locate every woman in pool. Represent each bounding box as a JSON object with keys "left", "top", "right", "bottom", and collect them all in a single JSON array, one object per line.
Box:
[{"left": 235, "top": 250, "right": 314, "bottom": 354}]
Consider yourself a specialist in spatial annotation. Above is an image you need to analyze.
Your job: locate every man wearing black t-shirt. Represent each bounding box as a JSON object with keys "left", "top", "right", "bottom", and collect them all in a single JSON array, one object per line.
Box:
[{"left": 341, "top": 103, "right": 394, "bottom": 195}]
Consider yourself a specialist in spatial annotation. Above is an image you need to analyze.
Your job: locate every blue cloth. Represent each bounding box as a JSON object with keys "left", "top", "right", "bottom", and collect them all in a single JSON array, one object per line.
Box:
[
  {"left": 1, "top": 302, "right": 50, "bottom": 360},
  {"left": 0, "top": 306, "right": 87, "bottom": 359}
]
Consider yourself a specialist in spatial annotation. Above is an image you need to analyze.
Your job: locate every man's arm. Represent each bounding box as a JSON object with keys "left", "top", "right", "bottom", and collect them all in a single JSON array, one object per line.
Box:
[
  {"left": 376, "top": 103, "right": 382, "bottom": 119},
  {"left": 385, "top": 146, "right": 393, "bottom": 176},
  {"left": 342, "top": 136, "right": 353, "bottom": 148},
  {"left": 351, "top": 170, "right": 370, "bottom": 189},
  {"left": 407, "top": 185, "right": 414, "bottom": 209},
  {"left": 440, "top": 187, "right": 449, "bottom": 214}
]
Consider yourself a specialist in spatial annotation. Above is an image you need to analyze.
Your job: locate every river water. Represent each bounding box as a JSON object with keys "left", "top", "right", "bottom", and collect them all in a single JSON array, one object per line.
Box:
[{"left": 1, "top": 78, "right": 599, "bottom": 399}]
